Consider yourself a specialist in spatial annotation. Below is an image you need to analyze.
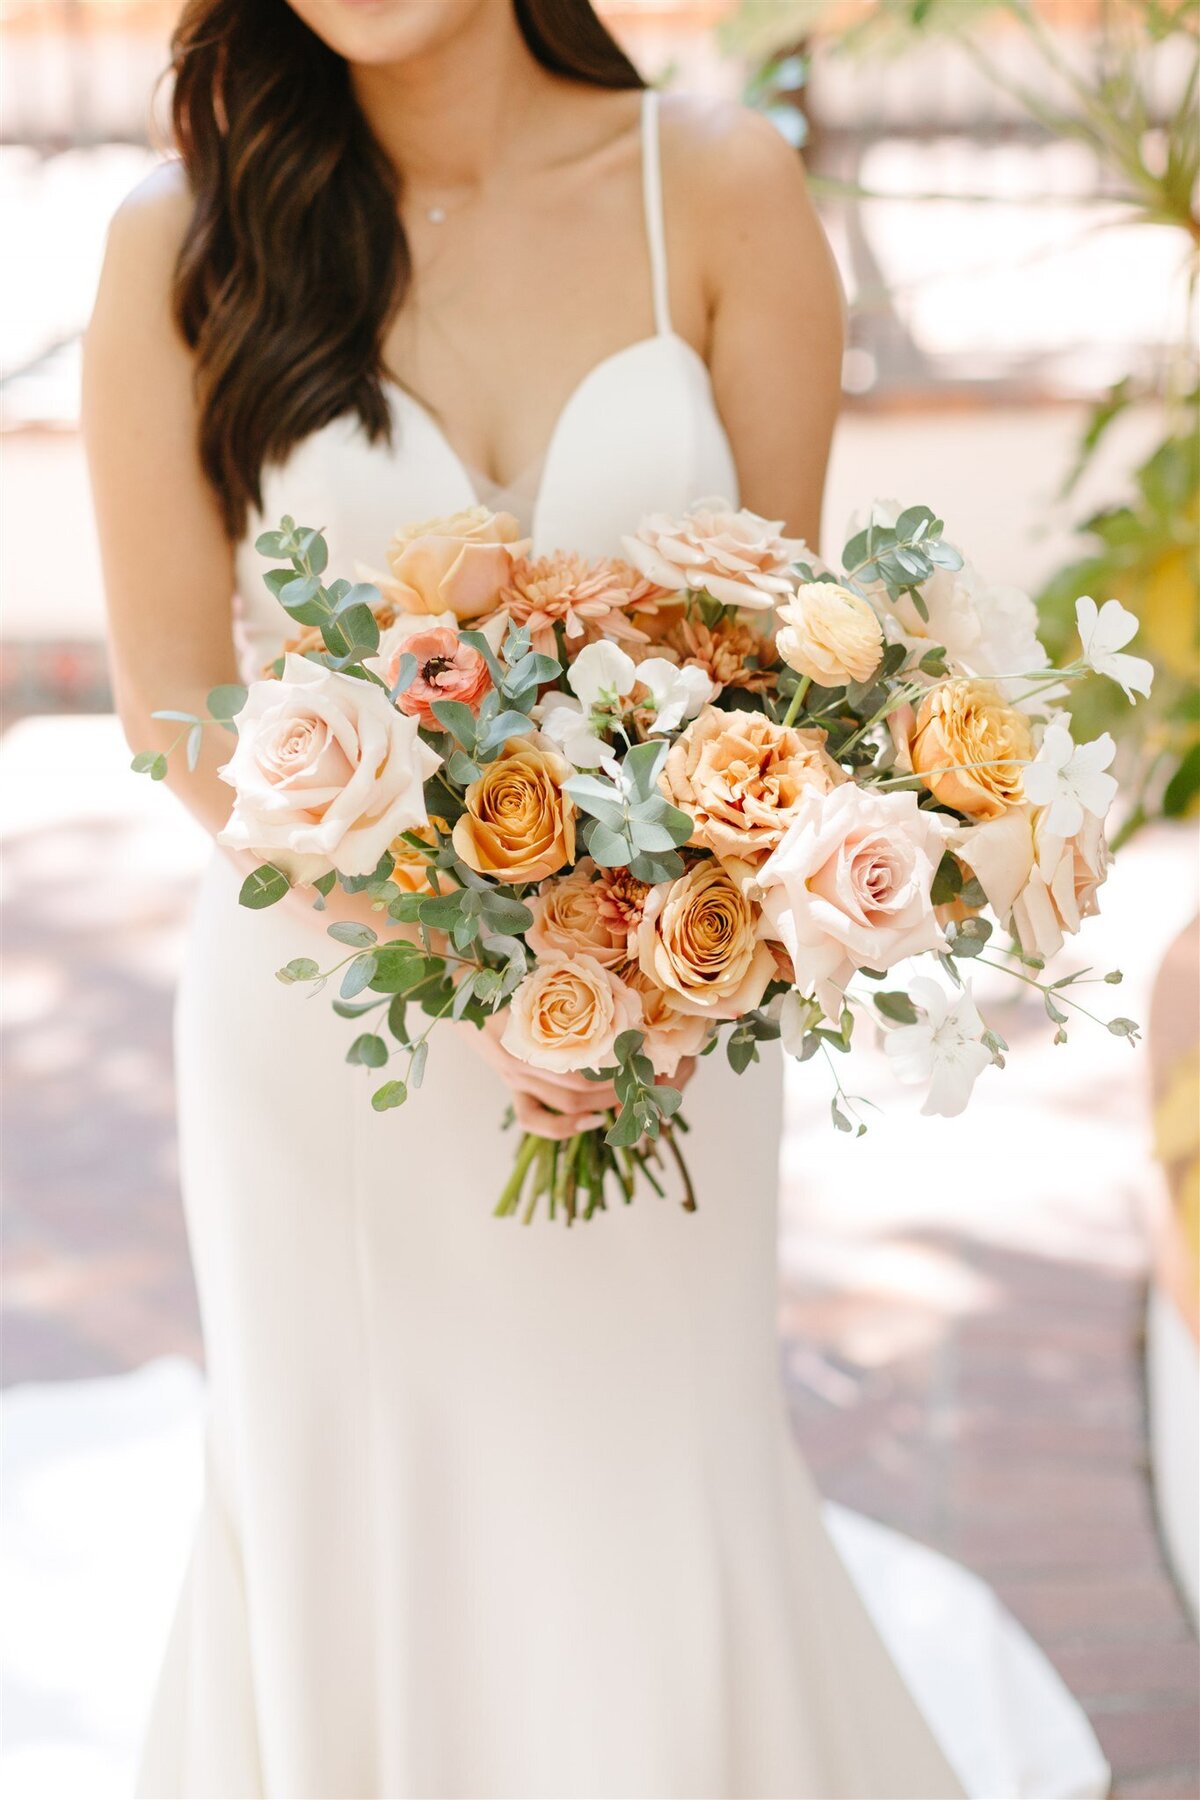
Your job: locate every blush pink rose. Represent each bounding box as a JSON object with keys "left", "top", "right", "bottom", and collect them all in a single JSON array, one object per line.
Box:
[
  {"left": 756, "top": 785, "right": 948, "bottom": 1020},
  {"left": 389, "top": 625, "right": 491, "bottom": 731},
  {"left": 217, "top": 653, "right": 441, "bottom": 884},
  {"left": 622, "top": 499, "right": 806, "bottom": 612},
  {"left": 951, "top": 804, "right": 1109, "bottom": 963}
]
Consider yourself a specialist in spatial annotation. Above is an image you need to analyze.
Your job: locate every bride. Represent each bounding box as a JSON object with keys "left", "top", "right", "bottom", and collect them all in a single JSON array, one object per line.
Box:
[{"left": 82, "top": 1, "right": 966, "bottom": 1794}]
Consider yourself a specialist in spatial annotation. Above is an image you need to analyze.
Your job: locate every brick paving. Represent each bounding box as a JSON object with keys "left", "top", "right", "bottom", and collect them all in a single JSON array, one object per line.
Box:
[{"left": 3, "top": 713, "right": 1198, "bottom": 1799}]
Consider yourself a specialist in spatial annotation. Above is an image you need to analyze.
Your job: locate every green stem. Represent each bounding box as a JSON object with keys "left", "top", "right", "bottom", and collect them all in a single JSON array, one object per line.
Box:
[
  {"left": 973, "top": 955, "right": 1113, "bottom": 1031},
  {"left": 781, "top": 675, "right": 812, "bottom": 729},
  {"left": 495, "top": 1133, "right": 540, "bottom": 1217},
  {"left": 661, "top": 1127, "right": 697, "bottom": 1213}
]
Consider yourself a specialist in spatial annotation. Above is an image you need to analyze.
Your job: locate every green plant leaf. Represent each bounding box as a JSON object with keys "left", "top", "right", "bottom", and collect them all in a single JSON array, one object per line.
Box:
[
  {"left": 587, "top": 822, "right": 632, "bottom": 866},
  {"left": 874, "top": 990, "right": 918, "bottom": 1025},
  {"left": 341, "top": 953, "right": 379, "bottom": 998},
  {"left": 347, "top": 1032, "right": 388, "bottom": 1068},
  {"left": 371, "top": 1079, "right": 408, "bottom": 1111},
  {"left": 276, "top": 957, "right": 320, "bottom": 984},
  {"left": 239, "top": 863, "right": 291, "bottom": 908},
  {"left": 431, "top": 700, "right": 478, "bottom": 750},
  {"left": 328, "top": 920, "right": 378, "bottom": 948},
  {"left": 130, "top": 750, "right": 169, "bottom": 781}
]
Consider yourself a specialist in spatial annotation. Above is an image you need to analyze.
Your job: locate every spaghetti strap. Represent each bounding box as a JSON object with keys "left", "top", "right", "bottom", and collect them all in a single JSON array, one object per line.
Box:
[{"left": 640, "top": 89, "right": 672, "bottom": 337}]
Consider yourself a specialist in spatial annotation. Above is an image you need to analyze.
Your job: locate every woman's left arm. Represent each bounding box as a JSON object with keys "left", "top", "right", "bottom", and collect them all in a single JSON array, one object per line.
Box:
[{"left": 681, "top": 105, "right": 846, "bottom": 549}]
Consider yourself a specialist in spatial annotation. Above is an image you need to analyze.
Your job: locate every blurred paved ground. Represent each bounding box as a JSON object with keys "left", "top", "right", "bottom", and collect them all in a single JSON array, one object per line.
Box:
[{"left": 2, "top": 713, "right": 1197, "bottom": 1797}]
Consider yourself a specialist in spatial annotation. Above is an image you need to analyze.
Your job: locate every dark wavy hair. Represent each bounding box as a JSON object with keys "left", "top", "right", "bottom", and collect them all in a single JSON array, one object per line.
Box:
[{"left": 169, "top": 0, "right": 644, "bottom": 538}]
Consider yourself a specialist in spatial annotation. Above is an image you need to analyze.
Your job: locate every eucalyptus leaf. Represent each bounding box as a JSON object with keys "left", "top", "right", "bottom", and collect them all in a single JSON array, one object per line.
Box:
[
  {"left": 327, "top": 920, "right": 378, "bottom": 948},
  {"left": 587, "top": 822, "right": 632, "bottom": 867},
  {"left": 276, "top": 957, "right": 320, "bottom": 985},
  {"left": 340, "top": 953, "right": 379, "bottom": 999},
  {"left": 431, "top": 700, "right": 478, "bottom": 751},
  {"left": 239, "top": 864, "right": 291, "bottom": 909},
  {"left": 371, "top": 1080, "right": 408, "bottom": 1111},
  {"left": 206, "top": 683, "right": 248, "bottom": 722}
]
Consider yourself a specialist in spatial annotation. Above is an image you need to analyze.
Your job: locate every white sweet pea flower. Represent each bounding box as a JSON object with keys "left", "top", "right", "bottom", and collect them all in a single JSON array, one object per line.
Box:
[
  {"left": 636, "top": 657, "right": 716, "bottom": 735},
  {"left": 1075, "top": 596, "right": 1154, "bottom": 702},
  {"left": 535, "top": 693, "right": 615, "bottom": 772},
  {"left": 883, "top": 977, "right": 993, "bottom": 1118},
  {"left": 1022, "top": 719, "right": 1118, "bottom": 839},
  {"left": 566, "top": 640, "right": 637, "bottom": 711}
]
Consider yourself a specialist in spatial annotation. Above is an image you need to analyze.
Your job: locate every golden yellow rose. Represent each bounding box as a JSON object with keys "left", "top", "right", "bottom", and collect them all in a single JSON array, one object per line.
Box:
[
  {"left": 636, "top": 859, "right": 777, "bottom": 1019},
  {"left": 663, "top": 707, "right": 844, "bottom": 862},
  {"left": 776, "top": 582, "right": 884, "bottom": 687},
  {"left": 910, "top": 680, "right": 1032, "bottom": 820},
  {"left": 452, "top": 737, "right": 575, "bottom": 883}
]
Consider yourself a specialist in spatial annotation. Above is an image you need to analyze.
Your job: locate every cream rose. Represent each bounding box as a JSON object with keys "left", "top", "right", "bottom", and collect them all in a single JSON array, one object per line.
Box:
[
  {"left": 501, "top": 953, "right": 643, "bottom": 1074},
  {"left": 776, "top": 582, "right": 885, "bottom": 687},
  {"left": 622, "top": 500, "right": 805, "bottom": 612},
  {"left": 756, "top": 784, "right": 947, "bottom": 1020},
  {"left": 217, "top": 653, "right": 441, "bottom": 884},
  {"left": 526, "top": 858, "right": 632, "bottom": 969},
  {"left": 452, "top": 736, "right": 576, "bottom": 884},
  {"left": 908, "top": 679, "right": 1033, "bottom": 820},
  {"left": 636, "top": 860, "right": 777, "bottom": 1020},
  {"left": 663, "top": 707, "right": 843, "bottom": 862},
  {"left": 385, "top": 507, "right": 528, "bottom": 621},
  {"left": 951, "top": 804, "right": 1109, "bottom": 963}
]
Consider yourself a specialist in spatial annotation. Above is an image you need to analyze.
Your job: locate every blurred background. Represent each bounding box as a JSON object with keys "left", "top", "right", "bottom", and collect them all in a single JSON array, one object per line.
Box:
[{"left": 2, "top": 1, "right": 1197, "bottom": 1796}]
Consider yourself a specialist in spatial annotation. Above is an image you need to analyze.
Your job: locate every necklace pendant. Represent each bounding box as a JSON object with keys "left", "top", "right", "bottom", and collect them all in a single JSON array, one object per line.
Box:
[{"left": 427, "top": 205, "right": 447, "bottom": 226}]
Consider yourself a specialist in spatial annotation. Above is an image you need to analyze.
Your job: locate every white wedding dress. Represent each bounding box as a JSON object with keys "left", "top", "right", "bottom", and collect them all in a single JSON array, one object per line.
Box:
[{"left": 136, "top": 91, "right": 969, "bottom": 1800}]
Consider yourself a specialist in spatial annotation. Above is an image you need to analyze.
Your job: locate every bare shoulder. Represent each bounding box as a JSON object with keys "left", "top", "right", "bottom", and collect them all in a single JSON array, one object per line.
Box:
[
  {"left": 83, "top": 159, "right": 198, "bottom": 429},
  {"left": 101, "top": 158, "right": 193, "bottom": 283},
  {"left": 659, "top": 92, "right": 811, "bottom": 218}
]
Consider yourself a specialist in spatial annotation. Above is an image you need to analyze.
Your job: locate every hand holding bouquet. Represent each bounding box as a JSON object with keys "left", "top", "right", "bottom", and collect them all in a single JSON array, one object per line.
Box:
[{"left": 137, "top": 498, "right": 1152, "bottom": 1221}]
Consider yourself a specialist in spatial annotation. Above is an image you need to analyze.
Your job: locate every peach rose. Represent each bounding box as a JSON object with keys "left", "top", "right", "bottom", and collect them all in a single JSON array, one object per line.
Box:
[
  {"left": 452, "top": 736, "right": 575, "bottom": 884},
  {"left": 626, "top": 968, "right": 713, "bottom": 1078},
  {"left": 776, "top": 582, "right": 884, "bottom": 687},
  {"left": 389, "top": 625, "right": 491, "bottom": 731},
  {"left": 951, "top": 804, "right": 1109, "bottom": 963},
  {"left": 636, "top": 859, "right": 777, "bottom": 1020},
  {"left": 622, "top": 499, "right": 805, "bottom": 612},
  {"left": 217, "top": 653, "right": 441, "bottom": 884},
  {"left": 756, "top": 784, "right": 947, "bottom": 1020},
  {"left": 501, "top": 953, "right": 643, "bottom": 1074},
  {"left": 526, "top": 858, "right": 632, "bottom": 969},
  {"left": 663, "top": 707, "right": 844, "bottom": 862},
  {"left": 908, "top": 679, "right": 1033, "bottom": 820},
  {"left": 385, "top": 507, "right": 528, "bottom": 621}
]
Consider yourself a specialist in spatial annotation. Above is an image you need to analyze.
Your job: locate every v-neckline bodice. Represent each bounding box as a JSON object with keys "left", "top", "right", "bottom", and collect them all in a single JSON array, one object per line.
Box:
[
  {"left": 233, "top": 91, "right": 740, "bottom": 674},
  {"left": 382, "top": 330, "right": 718, "bottom": 547}
]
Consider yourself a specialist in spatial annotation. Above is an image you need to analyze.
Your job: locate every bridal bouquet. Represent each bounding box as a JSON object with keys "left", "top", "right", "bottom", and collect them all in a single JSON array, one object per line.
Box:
[{"left": 137, "top": 499, "right": 1152, "bottom": 1221}]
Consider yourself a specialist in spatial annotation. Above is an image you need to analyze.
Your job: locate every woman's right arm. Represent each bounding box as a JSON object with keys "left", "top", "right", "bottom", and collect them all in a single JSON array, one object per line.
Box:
[{"left": 82, "top": 164, "right": 241, "bottom": 841}]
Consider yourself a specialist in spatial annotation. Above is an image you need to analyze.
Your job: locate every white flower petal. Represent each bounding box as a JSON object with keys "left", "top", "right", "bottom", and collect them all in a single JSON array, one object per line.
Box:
[
  {"left": 1075, "top": 596, "right": 1154, "bottom": 701},
  {"left": 567, "top": 641, "right": 636, "bottom": 710}
]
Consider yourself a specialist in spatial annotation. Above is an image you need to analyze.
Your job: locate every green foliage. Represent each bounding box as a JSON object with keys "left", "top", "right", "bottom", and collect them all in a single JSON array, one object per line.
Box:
[
  {"left": 565, "top": 738, "right": 694, "bottom": 884},
  {"left": 239, "top": 864, "right": 291, "bottom": 909}
]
